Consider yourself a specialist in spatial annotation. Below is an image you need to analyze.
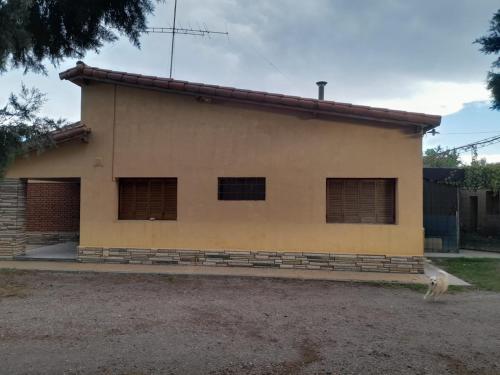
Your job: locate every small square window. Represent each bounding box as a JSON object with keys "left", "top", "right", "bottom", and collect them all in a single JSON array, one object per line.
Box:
[{"left": 218, "top": 177, "right": 265, "bottom": 200}]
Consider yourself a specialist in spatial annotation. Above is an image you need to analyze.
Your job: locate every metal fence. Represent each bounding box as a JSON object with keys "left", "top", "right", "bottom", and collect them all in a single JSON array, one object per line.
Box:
[{"left": 423, "top": 180, "right": 459, "bottom": 253}]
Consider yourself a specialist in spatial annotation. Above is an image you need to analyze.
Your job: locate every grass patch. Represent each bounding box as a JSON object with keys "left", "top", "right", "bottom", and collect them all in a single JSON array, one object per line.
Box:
[
  {"left": 432, "top": 258, "right": 500, "bottom": 292},
  {"left": 0, "top": 269, "right": 30, "bottom": 299},
  {"left": 0, "top": 282, "right": 28, "bottom": 299},
  {"left": 360, "top": 281, "right": 470, "bottom": 294},
  {"left": 359, "top": 281, "right": 428, "bottom": 292},
  {"left": 0, "top": 268, "right": 23, "bottom": 275},
  {"left": 162, "top": 275, "right": 176, "bottom": 283}
]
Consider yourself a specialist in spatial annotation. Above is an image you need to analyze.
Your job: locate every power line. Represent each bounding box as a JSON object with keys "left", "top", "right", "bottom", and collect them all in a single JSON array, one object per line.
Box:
[
  {"left": 224, "top": 31, "right": 297, "bottom": 90},
  {"left": 437, "top": 130, "right": 500, "bottom": 135},
  {"left": 436, "top": 134, "right": 500, "bottom": 156}
]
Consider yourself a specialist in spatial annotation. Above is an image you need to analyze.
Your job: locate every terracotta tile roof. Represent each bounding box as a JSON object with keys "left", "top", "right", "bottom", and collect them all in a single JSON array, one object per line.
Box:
[
  {"left": 60, "top": 62, "right": 441, "bottom": 130},
  {"left": 50, "top": 122, "right": 91, "bottom": 145},
  {"left": 23, "top": 122, "right": 90, "bottom": 154}
]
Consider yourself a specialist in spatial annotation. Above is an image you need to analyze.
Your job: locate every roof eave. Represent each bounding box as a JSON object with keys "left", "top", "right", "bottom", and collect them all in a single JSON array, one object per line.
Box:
[
  {"left": 23, "top": 123, "right": 91, "bottom": 154},
  {"left": 60, "top": 64, "right": 441, "bottom": 130}
]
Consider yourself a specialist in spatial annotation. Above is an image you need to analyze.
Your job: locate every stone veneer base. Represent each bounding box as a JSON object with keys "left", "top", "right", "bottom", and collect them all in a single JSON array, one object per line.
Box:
[
  {"left": 0, "top": 179, "right": 26, "bottom": 258},
  {"left": 77, "top": 247, "right": 425, "bottom": 274}
]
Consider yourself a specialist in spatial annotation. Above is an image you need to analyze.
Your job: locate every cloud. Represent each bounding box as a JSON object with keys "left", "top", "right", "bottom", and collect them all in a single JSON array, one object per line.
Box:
[
  {"left": 1, "top": 0, "right": 499, "bottom": 120},
  {"left": 365, "top": 81, "right": 490, "bottom": 116}
]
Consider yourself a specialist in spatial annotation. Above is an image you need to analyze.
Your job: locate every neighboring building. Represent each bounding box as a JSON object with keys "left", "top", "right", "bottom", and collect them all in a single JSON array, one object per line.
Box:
[
  {"left": 423, "top": 168, "right": 464, "bottom": 252},
  {"left": 460, "top": 189, "right": 500, "bottom": 251},
  {"left": 0, "top": 62, "right": 441, "bottom": 273},
  {"left": 460, "top": 189, "right": 500, "bottom": 235}
]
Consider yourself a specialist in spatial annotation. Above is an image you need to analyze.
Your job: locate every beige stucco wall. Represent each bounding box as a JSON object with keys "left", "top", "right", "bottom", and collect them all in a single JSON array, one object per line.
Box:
[{"left": 7, "top": 82, "right": 424, "bottom": 255}]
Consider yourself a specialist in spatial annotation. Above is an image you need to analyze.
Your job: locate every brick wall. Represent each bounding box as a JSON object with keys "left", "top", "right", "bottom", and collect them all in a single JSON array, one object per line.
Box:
[{"left": 26, "top": 182, "right": 80, "bottom": 232}]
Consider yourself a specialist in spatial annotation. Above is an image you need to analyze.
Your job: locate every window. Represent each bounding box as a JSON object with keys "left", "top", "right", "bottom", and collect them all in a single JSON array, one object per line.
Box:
[
  {"left": 326, "top": 178, "right": 396, "bottom": 224},
  {"left": 218, "top": 177, "right": 265, "bottom": 200},
  {"left": 118, "top": 178, "right": 177, "bottom": 220},
  {"left": 486, "top": 191, "right": 500, "bottom": 215}
]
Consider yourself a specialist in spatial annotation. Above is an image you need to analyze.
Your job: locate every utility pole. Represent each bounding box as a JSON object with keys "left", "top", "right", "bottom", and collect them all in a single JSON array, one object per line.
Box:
[{"left": 146, "top": 0, "right": 228, "bottom": 78}]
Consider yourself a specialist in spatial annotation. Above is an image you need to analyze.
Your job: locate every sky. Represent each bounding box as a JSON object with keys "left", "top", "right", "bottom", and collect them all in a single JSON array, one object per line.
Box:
[{"left": 1, "top": 0, "right": 500, "bottom": 163}]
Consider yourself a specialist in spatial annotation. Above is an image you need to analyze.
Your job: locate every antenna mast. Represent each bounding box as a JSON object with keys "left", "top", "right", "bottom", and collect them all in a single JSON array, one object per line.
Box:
[
  {"left": 146, "top": 0, "right": 228, "bottom": 78},
  {"left": 169, "top": 0, "right": 178, "bottom": 79}
]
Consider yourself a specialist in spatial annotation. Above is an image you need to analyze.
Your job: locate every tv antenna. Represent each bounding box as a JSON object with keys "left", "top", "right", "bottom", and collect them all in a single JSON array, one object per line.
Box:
[{"left": 145, "top": 0, "right": 229, "bottom": 78}]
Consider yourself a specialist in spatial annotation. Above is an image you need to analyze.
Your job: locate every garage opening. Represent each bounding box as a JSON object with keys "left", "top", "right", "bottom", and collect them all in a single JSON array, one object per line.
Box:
[{"left": 17, "top": 178, "right": 80, "bottom": 261}]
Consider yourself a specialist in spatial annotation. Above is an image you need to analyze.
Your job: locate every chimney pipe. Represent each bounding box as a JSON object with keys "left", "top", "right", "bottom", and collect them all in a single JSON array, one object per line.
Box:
[{"left": 316, "top": 81, "right": 327, "bottom": 100}]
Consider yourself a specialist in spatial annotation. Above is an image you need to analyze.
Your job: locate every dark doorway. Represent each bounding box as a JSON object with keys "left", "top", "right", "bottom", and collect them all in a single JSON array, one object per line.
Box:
[
  {"left": 470, "top": 196, "right": 478, "bottom": 232},
  {"left": 16, "top": 178, "right": 80, "bottom": 261}
]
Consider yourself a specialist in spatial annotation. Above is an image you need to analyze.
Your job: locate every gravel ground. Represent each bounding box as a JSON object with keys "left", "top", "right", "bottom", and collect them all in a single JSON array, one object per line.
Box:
[{"left": 0, "top": 270, "right": 499, "bottom": 375}]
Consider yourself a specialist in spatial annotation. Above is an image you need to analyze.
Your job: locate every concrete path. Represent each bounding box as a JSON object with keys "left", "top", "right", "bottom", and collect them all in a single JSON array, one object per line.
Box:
[
  {"left": 424, "top": 263, "right": 470, "bottom": 286},
  {"left": 425, "top": 249, "right": 500, "bottom": 259},
  {"left": 16, "top": 242, "right": 77, "bottom": 261},
  {"left": 0, "top": 259, "right": 469, "bottom": 286},
  {"left": 0, "top": 260, "right": 428, "bottom": 283}
]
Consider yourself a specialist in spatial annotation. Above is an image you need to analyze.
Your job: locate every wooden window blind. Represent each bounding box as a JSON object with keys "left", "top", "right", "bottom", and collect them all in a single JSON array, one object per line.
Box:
[
  {"left": 118, "top": 178, "right": 177, "bottom": 220},
  {"left": 486, "top": 191, "right": 500, "bottom": 215},
  {"left": 326, "top": 178, "right": 396, "bottom": 224},
  {"left": 218, "top": 177, "right": 265, "bottom": 200}
]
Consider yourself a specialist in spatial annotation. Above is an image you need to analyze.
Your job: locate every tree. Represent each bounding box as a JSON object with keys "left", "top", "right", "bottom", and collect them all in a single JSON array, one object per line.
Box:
[
  {"left": 475, "top": 9, "right": 500, "bottom": 110},
  {"left": 423, "top": 146, "right": 461, "bottom": 168},
  {"left": 0, "top": 1, "right": 157, "bottom": 176},
  {"left": 0, "top": 85, "right": 65, "bottom": 176},
  {"left": 0, "top": 0, "right": 155, "bottom": 74},
  {"left": 463, "top": 161, "right": 500, "bottom": 192}
]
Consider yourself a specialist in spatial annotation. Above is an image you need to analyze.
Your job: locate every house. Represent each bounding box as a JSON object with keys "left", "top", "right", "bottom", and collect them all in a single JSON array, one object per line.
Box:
[
  {"left": 460, "top": 189, "right": 500, "bottom": 234},
  {"left": 0, "top": 62, "right": 441, "bottom": 273},
  {"left": 423, "top": 167, "right": 464, "bottom": 252},
  {"left": 460, "top": 188, "right": 500, "bottom": 251},
  {"left": 422, "top": 167, "right": 500, "bottom": 253}
]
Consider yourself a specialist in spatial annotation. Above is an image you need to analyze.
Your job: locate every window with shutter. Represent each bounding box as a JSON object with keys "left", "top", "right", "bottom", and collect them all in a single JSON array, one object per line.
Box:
[
  {"left": 118, "top": 178, "right": 177, "bottom": 220},
  {"left": 326, "top": 178, "right": 396, "bottom": 224}
]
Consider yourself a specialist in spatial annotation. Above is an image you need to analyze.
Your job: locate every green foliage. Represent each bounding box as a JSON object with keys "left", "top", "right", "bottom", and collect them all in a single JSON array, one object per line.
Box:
[
  {"left": 475, "top": 9, "right": 500, "bottom": 110},
  {"left": 486, "top": 72, "right": 500, "bottom": 110},
  {"left": 0, "top": 85, "right": 65, "bottom": 177},
  {"left": 463, "top": 160, "right": 500, "bottom": 192},
  {"left": 423, "top": 146, "right": 461, "bottom": 167},
  {"left": 432, "top": 258, "right": 500, "bottom": 292},
  {"left": 423, "top": 145, "right": 500, "bottom": 192},
  {"left": 0, "top": 0, "right": 155, "bottom": 74}
]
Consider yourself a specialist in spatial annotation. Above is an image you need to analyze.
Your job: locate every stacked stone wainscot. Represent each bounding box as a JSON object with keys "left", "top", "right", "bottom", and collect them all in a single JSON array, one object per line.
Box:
[
  {"left": 0, "top": 178, "right": 26, "bottom": 258},
  {"left": 77, "top": 247, "right": 425, "bottom": 273}
]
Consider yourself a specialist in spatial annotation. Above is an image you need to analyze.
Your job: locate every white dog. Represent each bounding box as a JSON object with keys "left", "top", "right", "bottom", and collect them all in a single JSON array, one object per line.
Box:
[{"left": 424, "top": 270, "right": 449, "bottom": 300}]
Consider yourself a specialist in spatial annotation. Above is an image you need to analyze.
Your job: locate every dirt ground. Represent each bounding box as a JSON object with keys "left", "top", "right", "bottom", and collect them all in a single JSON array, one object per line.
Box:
[{"left": 0, "top": 270, "right": 499, "bottom": 375}]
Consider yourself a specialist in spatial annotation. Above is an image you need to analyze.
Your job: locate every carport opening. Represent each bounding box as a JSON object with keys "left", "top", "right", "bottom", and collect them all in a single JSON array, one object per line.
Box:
[{"left": 19, "top": 178, "right": 80, "bottom": 260}]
